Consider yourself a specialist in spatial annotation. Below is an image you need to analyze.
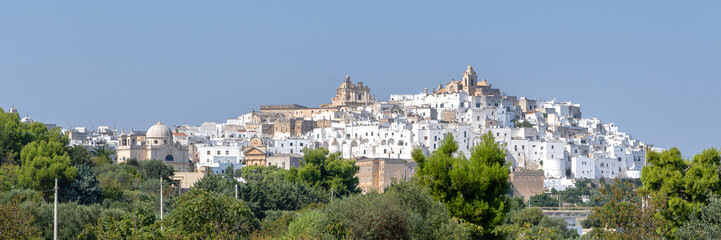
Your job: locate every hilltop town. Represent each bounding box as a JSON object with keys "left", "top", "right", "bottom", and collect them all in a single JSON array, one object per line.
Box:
[{"left": 43, "top": 65, "right": 656, "bottom": 197}]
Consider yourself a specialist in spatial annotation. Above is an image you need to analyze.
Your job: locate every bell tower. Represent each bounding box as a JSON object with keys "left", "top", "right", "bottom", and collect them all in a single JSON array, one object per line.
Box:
[{"left": 462, "top": 65, "right": 478, "bottom": 96}]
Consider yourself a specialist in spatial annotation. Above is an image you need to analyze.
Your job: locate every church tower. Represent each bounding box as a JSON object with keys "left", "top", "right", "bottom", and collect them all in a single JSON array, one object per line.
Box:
[{"left": 462, "top": 65, "right": 478, "bottom": 96}]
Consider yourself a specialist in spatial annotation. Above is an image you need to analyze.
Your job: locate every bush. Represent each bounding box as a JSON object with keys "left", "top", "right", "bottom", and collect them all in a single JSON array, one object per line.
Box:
[
  {"left": 166, "top": 188, "right": 259, "bottom": 238},
  {"left": 283, "top": 182, "right": 469, "bottom": 240}
]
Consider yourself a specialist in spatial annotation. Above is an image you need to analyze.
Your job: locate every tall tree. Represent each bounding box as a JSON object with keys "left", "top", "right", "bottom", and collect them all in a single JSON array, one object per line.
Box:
[
  {"left": 138, "top": 159, "right": 174, "bottom": 182},
  {"left": 413, "top": 132, "right": 510, "bottom": 238},
  {"left": 59, "top": 164, "right": 103, "bottom": 204},
  {"left": 236, "top": 180, "right": 328, "bottom": 220},
  {"left": 18, "top": 140, "right": 77, "bottom": 191},
  {"left": 68, "top": 145, "right": 93, "bottom": 166},
  {"left": 586, "top": 180, "right": 659, "bottom": 239},
  {"left": 0, "top": 111, "right": 67, "bottom": 165},
  {"left": 166, "top": 188, "right": 259, "bottom": 238},
  {"left": 287, "top": 147, "right": 360, "bottom": 196},
  {"left": 640, "top": 147, "right": 721, "bottom": 237},
  {"left": 90, "top": 143, "right": 115, "bottom": 165},
  {"left": 675, "top": 196, "right": 721, "bottom": 239}
]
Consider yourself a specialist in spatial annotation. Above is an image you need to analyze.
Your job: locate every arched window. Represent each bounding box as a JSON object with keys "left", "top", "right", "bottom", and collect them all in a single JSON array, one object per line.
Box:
[{"left": 165, "top": 155, "right": 174, "bottom": 161}]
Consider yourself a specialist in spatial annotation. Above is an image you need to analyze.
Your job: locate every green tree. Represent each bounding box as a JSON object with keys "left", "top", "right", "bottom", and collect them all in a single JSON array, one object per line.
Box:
[
  {"left": 283, "top": 181, "right": 470, "bottom": 240},
  {"left": 0, "top": 110, "right": 68, "bottom": 165},
  {"left": 640, "top": 147, "right": 721, "bottom": 237},
  {"left": 586, "top": 180, "right": 659, "bottom": 239},
  {"left": 0, "top": 109, "right": 27, "bottom": 165},
  {"left": 193, "top": 173, "right": 239, "bottom": 197},
  {"left": 0, "top": 163, "right": 20, "bottom": 190},
  {"left": 90, "top": 143, "right": 115, "bottom": 163},
  {"left": 166, "top": 188, "right": 259, "bottom": 238},
  {"left": 675, "top": 196, "right": 721, "bottom": 240},
  {"left": 225, "top": 165, "right": 235, "bottom": 178},
  {"left": 80, "top": 206, "right": 160, "bottom": 239},
  {"left": 139, "top": 159, "right": 174, "bottom": 182},
  {"left": 496, "top": 207, "right": 577, "bottom": 240},
  {"left": 236, "top": 180, "right": 328, "bottom": 220},
  {"left": 18, "top": 140, "right": 77, "bottom": 191},
  {"left": 68, "top": 145, "right": 93, "bottom": 166},
  {"left": 530, "top": 193, "right": 559, "bottom": 207},
  {"left": 0, "top": 200, "right": 40, "bottom": 239},
  {"left": 240, "top": 165, "right": 287, "bottom": 182},
  {"left": 413, "top": 132, "right": 510, "bottom": 238},
  {"left": 59, "top": 164, "right": 103, "bottom": 204},
  {"left": 288, "top": 147, "right": 360, "bottom": 196}
]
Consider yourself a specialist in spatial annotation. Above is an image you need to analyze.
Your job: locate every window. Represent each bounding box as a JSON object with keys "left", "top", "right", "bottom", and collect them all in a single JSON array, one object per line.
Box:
[
  {"left": 217, "top": 151, "right": 221, "bottom": 155},
  {"left": 225, "top": 151, "right": 229, "bottom": 155},
  {"left": 165, "top": 155, "right": 174, "bottom": 161},
  {"left": 207, "top": 151, "right": 210, "bottom": 155},
  {"left": 300, "top": 143, "right": 304, "bottom": 146},
  {"left": 290, "top": 149, "right": 294, "bottom": 153}
]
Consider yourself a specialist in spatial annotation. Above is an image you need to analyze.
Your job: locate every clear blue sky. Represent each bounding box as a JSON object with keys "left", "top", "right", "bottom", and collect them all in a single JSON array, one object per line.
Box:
[{"left": 1, "top": 1, "right": 719, "bottom": 155}]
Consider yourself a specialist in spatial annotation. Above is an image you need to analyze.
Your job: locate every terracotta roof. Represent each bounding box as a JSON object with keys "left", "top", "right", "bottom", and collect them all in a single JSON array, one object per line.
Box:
[{"left": 173, "top": 133, "right": 187, "bottom": 136}]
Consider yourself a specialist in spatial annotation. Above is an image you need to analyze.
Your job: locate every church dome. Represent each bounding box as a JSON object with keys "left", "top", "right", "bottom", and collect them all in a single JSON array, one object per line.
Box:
[{"left": 147, "top": 121, "right": 172, "bottom": 139}]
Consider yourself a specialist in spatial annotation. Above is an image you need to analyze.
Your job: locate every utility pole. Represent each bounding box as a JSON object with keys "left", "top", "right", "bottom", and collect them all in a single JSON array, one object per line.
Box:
[
  {"left": 54, "top": 178, "right": 58, "bottom": 240},
  {"left": 331, "top": 187, "right": 334, "bottom": 202},
  {"left": 558, "top": 193, "right": 561, "bottom": 209},
  {"left": 235, "top": 184, "right": 238, "bottom": 200},
  {"left": 160, "top": 177, "right": 163, "bottom": 231}
]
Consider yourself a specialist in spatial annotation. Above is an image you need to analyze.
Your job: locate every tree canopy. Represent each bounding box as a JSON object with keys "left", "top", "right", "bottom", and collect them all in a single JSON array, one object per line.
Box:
[
  {"left": 165, "top": 188, "right": 259, "bottom": 238},
  {"left": 413, "top": 131, "right": 510, "bottom": 238},
  {"left": 287, "top": 147, "right": 360, "bottom": 196},
  {"left": 640, "top": 147, "right": 721, "bottom": 237},
  {"left": 19, "top": 140, "right": 77, "bottom": 191}
]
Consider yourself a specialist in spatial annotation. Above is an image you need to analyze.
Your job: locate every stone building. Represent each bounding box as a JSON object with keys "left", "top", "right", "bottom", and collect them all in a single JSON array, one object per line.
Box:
[
  {"left": 244, "top": 137, "right": 268, "bottom": 166},
  {"left": 322, "top": 75, "right": 375, "bottom": 108},
  {"left": 273, "top": 118, "right": 316, "bottom": 139},
  {"left": 355, "top": 158, "right": 417, "bottom": 193},
  {"left": 433, "top": 65, "right": 500, "bottom": 97},
  {"left": 509, "top": 171, "right": 545, "bottom": 202},
  {"left": 117, "top": 121, "right": 191, "bottom": 171},
  {"left": 267, "top": 153, "right": 303, "bottom": 170}
]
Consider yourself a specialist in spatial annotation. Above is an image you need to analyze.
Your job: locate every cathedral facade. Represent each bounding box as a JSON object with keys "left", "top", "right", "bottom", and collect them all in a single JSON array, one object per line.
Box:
[
  {"left": 322, "top": 75, "right": 375, "bottom": 107},
  {"left": 116, "top": 121, "right": 190, "bottom": 171},
  {"left": 433, "top": 65, "right": 500, "bottom": 97}
]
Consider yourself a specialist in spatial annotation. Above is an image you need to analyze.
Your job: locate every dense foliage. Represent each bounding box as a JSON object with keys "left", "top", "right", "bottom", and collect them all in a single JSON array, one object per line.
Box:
[
  {"left": 166, "top": 188, "right": 259, "bottom": 238},
  {"left": 413, "top": 131, "right": 510, "bottom": 238},
  {"left": 283, "top": 182, "right": 470, "bottom": 239},
  {"left": 675, "top": 196, "right": 721, "bottom": 239},
  {"left": 287, "top": 147, "right": 360, "bottom": 196},
  {"left": 640, "top": 147, "right": 721, "bottom": 237},
  {"left": 4, "top": 107, "right": 721, "bottom": 239},
  {"left": 495, "top": 207, "right": 577, "bottom": 240},
  {"left": 241, "top": 165, "right": 287, "bottom": 182},
  {"left": 19, "top": 140, "right": 77, "bottom": 191}
]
